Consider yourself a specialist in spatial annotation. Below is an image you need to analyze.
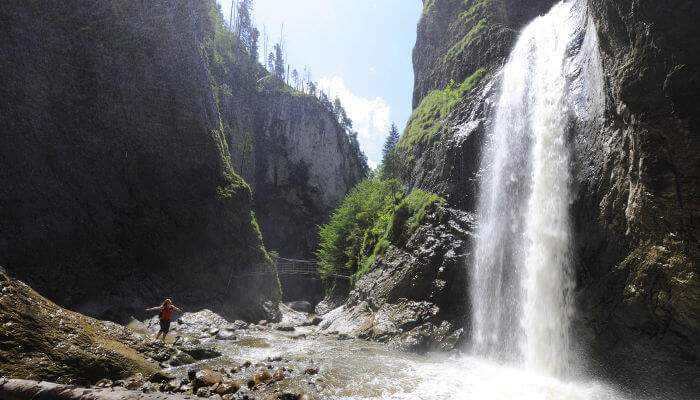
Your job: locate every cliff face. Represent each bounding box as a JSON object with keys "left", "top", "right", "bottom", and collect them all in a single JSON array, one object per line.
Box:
[
  {"left": 248, "top": 86, "right": 367, "bottom": 260},
  {"left": 0, "top": 0, "right": 280, "bottom": 321},
  {"left": 361, "top": 0, "right": 697, "bottom": 392},
  {"left": 578, "top": 0, "right": 699, "bottom": 385},
  {"left": 211, "top": 78, "right": 366, "bottom": 263}
]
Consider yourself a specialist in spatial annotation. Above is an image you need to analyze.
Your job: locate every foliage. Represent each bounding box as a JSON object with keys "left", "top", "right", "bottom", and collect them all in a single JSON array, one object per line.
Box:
[
  {"left": 443, "top": 18, "right": 487, "bottom": 63},
  {"left": 380, "top": 123, "right": 402, "bottom": 180},
  {"left": 315, "top": 179, "right": 402, "bottom": 283},
  {"left": 398, "top": 68, "right": 487, "bottom": 149},
  {"left": 316, "top": 177, "right": 445, "bottom": 286}
]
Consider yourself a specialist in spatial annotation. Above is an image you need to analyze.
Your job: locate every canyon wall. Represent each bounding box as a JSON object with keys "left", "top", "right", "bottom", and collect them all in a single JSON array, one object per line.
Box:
[
  {"left": 333, "top": 0, "right": 698, "bottom": 393},
  {"left": 0, "top": 0, "right": 283, "bottom": 321}
]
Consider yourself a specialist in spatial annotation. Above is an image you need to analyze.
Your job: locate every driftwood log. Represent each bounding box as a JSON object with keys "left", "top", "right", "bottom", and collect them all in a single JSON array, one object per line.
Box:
[{"left": 0, "top": 379, "right": 195, "bottom": 400}]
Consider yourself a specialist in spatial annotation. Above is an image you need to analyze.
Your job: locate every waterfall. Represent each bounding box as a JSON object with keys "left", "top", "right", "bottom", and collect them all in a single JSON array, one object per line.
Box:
[{"left": 470, "top": 0, "right": 603, "bottom": 377}]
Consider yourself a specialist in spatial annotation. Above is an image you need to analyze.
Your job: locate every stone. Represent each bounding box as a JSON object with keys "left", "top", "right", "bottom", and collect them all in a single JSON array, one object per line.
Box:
[
  {"left": 284, "top": 301, "right": 314, "bottom": 313},
  {"left": 124, "top": 380, "right": 142, "bottom": 390},
  {"left": 194, "top": 368, "right": 223, "bottom": 388},
  {"left": 141, "top": 382, "right": 157, "bottom": 393},
  {"left": 209, "top": 328, "right": 220, "bottom": 336},
  {"left": 196, "top": 387, "right": 211, "bottom": 397},
  {"left": 253, "top": 370, "right": 273, "bottom": 385},
  {"left": 304, "top": 367, "right": 318, "bottom": 375},
  {"left": 182, "top": 346, "right": 222, "bottom": 360},
  {"left": 215, "top": 381, "right": 241, "bottom": 395},
  {"left": 216, "top": 330, "right": 237, "bottom": 340},
  {"left": 94, "top": 378, "right": 112, "bottom": 388},
  {"left": 276, "top": 324, "right": 295, "bottom": 332},
  {"left": 149, "top": 371, "right": 175, "bottom": 383},
  {"left": 233, "top": 320, "right": 248, "bottom": 329},
  {"left": 168, "top": 350, "right": 197, "bottom": 366}
]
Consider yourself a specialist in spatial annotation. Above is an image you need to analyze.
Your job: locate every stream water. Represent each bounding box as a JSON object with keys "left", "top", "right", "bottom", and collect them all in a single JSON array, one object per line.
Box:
[
  {"left": 169, "top": 1, "right": 625, "bottom": 399},
  {"left": 165, "top": 325, "right": 629, "bottom": 400}
]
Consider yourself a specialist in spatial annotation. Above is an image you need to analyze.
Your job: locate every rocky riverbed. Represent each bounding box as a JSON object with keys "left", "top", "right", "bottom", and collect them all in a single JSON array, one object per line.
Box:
[{"left": 2, "top": 302, "right": 643, "bottom": 400}]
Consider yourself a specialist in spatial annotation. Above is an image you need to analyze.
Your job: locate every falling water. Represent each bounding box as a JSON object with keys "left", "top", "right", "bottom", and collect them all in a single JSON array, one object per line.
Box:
[{"left": 470, "top": 0, "right": 603, "bottom": 378}]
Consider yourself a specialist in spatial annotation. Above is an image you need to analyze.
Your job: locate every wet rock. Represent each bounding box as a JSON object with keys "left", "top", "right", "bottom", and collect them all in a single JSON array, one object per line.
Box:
[
  {"left": 272, "top": 368, "right": 285, "bottom": 382},
  {"left": 209, "top": 328, "right": 221, "bottom": 336},
  {"left": 168, "top": 349, "right": 197, "bottom": 366},
  {"left": 233, "top": 320, "right": 249, "bottom": 329},
  {"left": 284, "top": 301, "right": 314, "bottom": 313},
  {"left": 253, "top": 370, "right": 273, "bottom": 385},
  {"left": 242, "top": 360, "right": 252, "bottom": 368},
  {"left": 276, "top": 324, "right": 295, "bottom": 332},
  {"left": 95, "top": 378, "right": 112, "bottom": 388},
  {"left": 196, "top": 387, "right": 211, "bottom": 397},
  {"left": 124, "top": 379, "right": 142, "bottom": 390},
  {"left": 149, "top": 371, "right": 175, "bottom": 383},
  {"left": 215, "top": 381, "right": 241, "bottom": 395},
  {"left": 161, "top": 379, "right": 180, "bottom": 392},
  {"left": 112, "top": 379, "right": 126, "bottom": 387},
  {"left": 194, "top": 368, "right": 223, "bottom": 388},
  {"left": 182, "top": 345, "right": 222, "bottom": 360},
  {"left": 141, "top": 381, "right": 157, "bottom": 393},
  {"left": 258, "top": 320, "right": 268, "bottom": 326},
  {"left": 233, "top": 386, "right": 255, "bottom": 399},
  {"left": 304, "top": 367, "right": 318, "bottom": 375},
  {"left": 179, "top": 383, "right": 193, "bottom": 394},
  {"left": 216, "top": 330, "right": 238, "bottom": 340}
]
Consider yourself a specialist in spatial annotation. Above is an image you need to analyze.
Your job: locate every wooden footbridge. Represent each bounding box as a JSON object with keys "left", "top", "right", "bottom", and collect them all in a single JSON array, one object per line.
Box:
[
  {"left": 227, "top": 256, "right": 352, "bottom": 284},
  {"left": 273, "top": 256, "right": 353, "bottom": 279}
]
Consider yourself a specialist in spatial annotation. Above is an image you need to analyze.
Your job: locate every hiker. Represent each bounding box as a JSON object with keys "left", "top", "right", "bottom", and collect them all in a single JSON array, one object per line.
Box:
[{"left": 145, "top": 298, "right": 183, "bottom": 341}]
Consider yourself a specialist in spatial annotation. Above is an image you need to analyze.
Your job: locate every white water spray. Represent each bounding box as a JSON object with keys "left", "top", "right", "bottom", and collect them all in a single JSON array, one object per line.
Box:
[{"left": 470, "top": 0, "right": 603, "bottom": 378}]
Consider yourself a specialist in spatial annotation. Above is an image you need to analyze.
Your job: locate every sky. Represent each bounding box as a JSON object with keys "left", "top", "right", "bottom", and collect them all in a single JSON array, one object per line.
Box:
[{"left": 216, "top": 0, "right": 423, "bottom": 169}]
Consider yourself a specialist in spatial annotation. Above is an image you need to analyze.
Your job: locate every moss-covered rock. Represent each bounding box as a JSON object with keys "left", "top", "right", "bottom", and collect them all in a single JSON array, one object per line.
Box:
[{"left": 0, "top": 267, "right": 158, "bottom": 384}]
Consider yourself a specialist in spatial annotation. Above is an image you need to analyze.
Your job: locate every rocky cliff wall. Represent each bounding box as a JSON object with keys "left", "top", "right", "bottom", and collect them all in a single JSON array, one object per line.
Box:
[
  {"left": 0, "top": 0, "right": 280, "bottom": 321},
  {"left": 248, "top": 86, "right": 367, "bottom": 261},
  {"left": 211, "top": 77, "right": 367, "bottom": 264},
  {"left": 348, "top": 0, "right": 697, "bottom": 394},
  {"left": 576, "top": 0, "right": 699, "bottom": 388}
]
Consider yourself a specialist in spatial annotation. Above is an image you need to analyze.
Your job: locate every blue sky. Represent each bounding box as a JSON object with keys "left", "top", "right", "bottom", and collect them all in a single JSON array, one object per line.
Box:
[{"left": 216, "top": 0, "right": 423, "bottom": 168}]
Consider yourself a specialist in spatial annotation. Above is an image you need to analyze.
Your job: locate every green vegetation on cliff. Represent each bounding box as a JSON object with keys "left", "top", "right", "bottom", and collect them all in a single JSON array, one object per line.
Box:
[
  {"left": 315, "top": 178, "right": 445, "bottom": 286},
  {"left": 399, "top": 68, "right": 487, "bottom": 149}
]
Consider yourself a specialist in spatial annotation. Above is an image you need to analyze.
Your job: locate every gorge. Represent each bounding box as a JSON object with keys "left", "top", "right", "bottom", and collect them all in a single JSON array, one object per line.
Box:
[{"left": 1, "top": 0, "right": 698, "bottom": 399}]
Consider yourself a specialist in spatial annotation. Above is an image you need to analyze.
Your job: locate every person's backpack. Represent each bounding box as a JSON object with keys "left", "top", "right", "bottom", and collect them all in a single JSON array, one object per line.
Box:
[{"left": 158, "top": 307, "right": 163, "bottom": 319}]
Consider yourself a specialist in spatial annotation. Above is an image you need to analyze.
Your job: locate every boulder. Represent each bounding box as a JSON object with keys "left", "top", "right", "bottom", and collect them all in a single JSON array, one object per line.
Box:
[
  {"left": 193, "top": 368, "right": 223, "bottom": 388},
  {"left": 284, "top": 301, "right": 314, "bottom": 314},
  {"left": 216, "top": 330, "right": 237, "bottom": 340}
]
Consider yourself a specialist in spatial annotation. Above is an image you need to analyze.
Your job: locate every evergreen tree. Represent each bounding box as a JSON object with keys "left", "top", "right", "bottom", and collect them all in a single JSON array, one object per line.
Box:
[
  {"left": 273, "top": 43, "right": 284, "bottom": 79},
  {"left": 249, "top": 27, "right": 259, "bottom": 59},
  {"left": 267, "top": 52, "right": 274, "bottom": 73},
  {"left": 236, "top": 0, "right": 253, "bottom": 50},
  {"left": 292, "top": 69, "right": 299, "bottom": 90},
  {"left": 333, "top": 98, "right": 342, "bottom": 120},
  {"left": 380, "top": 123, "right": 402, "bottom": 180}
]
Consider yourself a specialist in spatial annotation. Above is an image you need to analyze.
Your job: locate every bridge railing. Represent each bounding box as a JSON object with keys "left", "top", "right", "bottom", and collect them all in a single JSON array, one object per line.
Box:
[{"left": 227, "top": 256, "right": 352, "bottom": 280}]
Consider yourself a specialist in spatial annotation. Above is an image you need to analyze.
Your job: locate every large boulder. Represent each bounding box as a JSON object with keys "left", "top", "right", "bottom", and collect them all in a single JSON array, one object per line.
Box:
[{"left": 0, "top": 267, "right": 158, "bottom": 384}]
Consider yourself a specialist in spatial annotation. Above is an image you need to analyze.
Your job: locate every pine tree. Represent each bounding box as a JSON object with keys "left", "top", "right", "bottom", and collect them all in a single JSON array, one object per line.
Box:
[
  {"left": 380, "top": 123, "right": 402, "bottom": 180},
  {"left": 267, "top": 52, "right": 274, "bottom": 73},
  {"left": 249, "top": 27, "right": 259, "bottom": 59},
  {"left": 236, "top": 0, "right": 253, "bottom": 50},
  {"left": 273, "top": 43, "right": 284, "bottom": 80},
  {"left": 292, "top": 69, "right": 299, "bottom": 90}
]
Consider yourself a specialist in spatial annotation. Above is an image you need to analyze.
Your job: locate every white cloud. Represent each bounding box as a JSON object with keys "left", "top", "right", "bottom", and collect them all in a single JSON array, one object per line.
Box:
[
  {"left": 318, "top": 76, "right": 390, "bottom": 168},
  {"left": 369, "top": 67, "right": 376, "bottom": 73},
  {"left": 368, "top": 160, "right": 379, "bottom": 170}
]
